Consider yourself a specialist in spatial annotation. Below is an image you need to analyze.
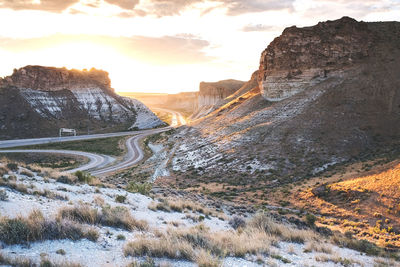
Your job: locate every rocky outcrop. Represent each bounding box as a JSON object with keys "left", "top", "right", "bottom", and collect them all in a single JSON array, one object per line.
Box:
[
  {"left": 0, "top": 66, "right": 111, "bottom": 92},
  {"left": 0, "top": 66, "right": 163, "bottom": 139},
  {"left": 190, "top": 79, "right": 245, "bottom": 119},
  {"left": 198, "top": 79, "right": 245, "bottom": 106},
  {"left": 258, "top": 17, "right": 375, "bottom": 101}
]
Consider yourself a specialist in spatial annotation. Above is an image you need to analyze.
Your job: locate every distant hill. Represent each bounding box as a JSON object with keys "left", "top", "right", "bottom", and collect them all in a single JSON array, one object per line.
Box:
[{"left": 0, "top": 66, "right": 164, "bottom": 139}]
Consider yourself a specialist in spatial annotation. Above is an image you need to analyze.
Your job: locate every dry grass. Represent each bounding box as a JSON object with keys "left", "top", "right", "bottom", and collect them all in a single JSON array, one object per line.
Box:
[
  {"left": 58, "top": 204, "right": 148, "bottom": 231},
  {"left": 0, "top": 178, "right": 68, "bottom": 200},
  {"left": 125, "top": 212, "right": 318, "bottom": 264},
  {"left": 304, "top": 241, "right": 333, "bottom": 254},
  {"left": 0, "top": 251, "right": 82, "bottom": 267},
  {"left": 124, "top": 236, "right": 195, "bottom": 260},
  {"left": 315, "top": 253, "right": 361, "bottom": 266},
  {"left": 0, "top": 210, "right": 98, "bottom": 245},
  {"left": 195, "top": 250, "right": 221, "bottom": 267},
  {"left": 248, "top": 213, "right": 317, "bottom": 244},
  {"left": 148, "top": 197, "right": 227, "bottom": 220}
]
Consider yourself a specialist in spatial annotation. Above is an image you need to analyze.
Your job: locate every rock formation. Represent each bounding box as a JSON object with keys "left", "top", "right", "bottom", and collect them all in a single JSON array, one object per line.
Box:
[
  {"left": 198, "top": 79, "right": 245, "bottom": 106},
  {"left": 0, "top": 66, "right": 164, "bottom": 139},
  {"left": 171, "top": 17, "right": 400, "bottom": 184},
  {"left": 258, "top": 17, "right": 375, "bottom": 101}
]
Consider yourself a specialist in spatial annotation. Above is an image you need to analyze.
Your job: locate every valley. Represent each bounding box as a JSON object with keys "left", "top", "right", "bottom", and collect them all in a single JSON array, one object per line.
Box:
[{"left": 1, "top": 15, "right": 400, "bottom": 267}]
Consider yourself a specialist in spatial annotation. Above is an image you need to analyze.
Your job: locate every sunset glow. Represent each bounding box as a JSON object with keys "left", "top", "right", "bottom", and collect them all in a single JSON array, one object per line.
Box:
[{"left": 0, "top": 0, "right": 399, "bottom": 93}]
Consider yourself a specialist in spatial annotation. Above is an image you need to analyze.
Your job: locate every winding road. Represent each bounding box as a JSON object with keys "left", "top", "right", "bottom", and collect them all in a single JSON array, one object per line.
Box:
[
  {"left": 152, "top": 107, "right": 186, "bottom": 127},
  {"left": 0, "top": 149, "right": 115, "bottom": 173},
  {"left": 0, "top": 109, "right": 186, "bottom": 176}
]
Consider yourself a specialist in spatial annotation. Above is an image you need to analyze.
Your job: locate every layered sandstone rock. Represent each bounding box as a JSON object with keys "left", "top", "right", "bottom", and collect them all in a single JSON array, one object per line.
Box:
[
  {"left": 198, "top": 79, "right": 245, "bottom": 106},
  {"left": 0, "top": 66, "right": 163, "bottom": 139},
  {"left": 258, "top": 17, "right": 375, "bottom": 101},
  {"left": 1, "top": 66, "right": 111, "bottom": 92}
]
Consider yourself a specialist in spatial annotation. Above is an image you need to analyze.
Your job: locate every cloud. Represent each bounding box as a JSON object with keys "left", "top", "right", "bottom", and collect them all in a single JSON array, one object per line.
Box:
[
  {"left": 220, "top": 0, "right": 294, "bottom": 16},
  {"left": 144, "top": 0, "right": 203, "bottom": 16},
  {"left": 141, "top": 0, "right": 294, "bottom": 17},
  {"left": 117, "top": 9, "right": 146, "bottom": 17},
  {"left": 241, "top": 24, "right": 279, "bottom": 32},
  {"left": 300, "top": 0, "right": 400, "bottom": 20},
  {"left": 0, "top": 34, "right": 213, "bottom": 65},
  {"left": 105, "top": 0, "right": 139, "bottom": 9},
  {"left": 0, "top": 0, "right": 79, "bottom": 12}
]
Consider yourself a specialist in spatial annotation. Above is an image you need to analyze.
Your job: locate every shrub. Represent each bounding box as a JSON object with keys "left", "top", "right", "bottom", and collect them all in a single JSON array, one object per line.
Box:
[
  {"left": 56, "top": 249, "right": 66, "bottom": 255},
  {"left": 115, "top": 195, "right": 126, "bottom": 203},
  {"left": 74, "top": 171, "right": 93, "bottom": 184},
  {"left": 58, "top": 205, "right": 148, "bottom": 231},
  {"left": 101, "top": 205, "right": 148, "bottom": 231},
  {"left": 0, "top": 167, "right": 8, "bottom": 177},
  {"left": 0, "top": 210, "right": 98, "bottom": 245},
  {"left": 127, "top": 257, "right": 156, "bottom": 267},
  {"left": 0, "top": 189, "right": 8, "bottom": 201},
  {"left": 126, "top": 182, "right": 152, "bottom": 196},
  {"left": 117, "top": 234, "right": 126, "bottom": 240},
  {"left": 57, "top": 175, "right": 76, "bottom": 185},
  {"left": 124, "top": 236, "right": 195, "bottom": 260},
  {"left": 6, "top": 163, "right": 18, "bottom": 171},
  {"left": 20, "top": 170, "right": 34, "bottom": 177},
  {"left": 195, "top": 250, "right": 221, "bottom": 267},
  {"left": 229, "top": 216, "right": 246, "bottom": 229},
  {"left": 58, "top": 205, "right": 99, "bottom": 225},
  {"left": 305, "top": 214, "right": 317, "bottom": 226},
  {"left": 332, "top": 233, "right": 382, "bottom": 256}
]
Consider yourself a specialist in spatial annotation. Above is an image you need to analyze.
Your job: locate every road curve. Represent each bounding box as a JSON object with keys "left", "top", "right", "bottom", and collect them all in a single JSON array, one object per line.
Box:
[
  {"left": 0, "top": 128, "right": 168, "bottom": 149},
  {"left": 0, "top": 124, "right": 176, "bottom": 176},
  {"left": 0, "top": 149, "right": 115, "bottom": 173},
  {"left": 152, "top": 108, "right": 186, "bottom": 127},
  {"left": 91, "top": 127, "right": 170, "bottom": 176}
]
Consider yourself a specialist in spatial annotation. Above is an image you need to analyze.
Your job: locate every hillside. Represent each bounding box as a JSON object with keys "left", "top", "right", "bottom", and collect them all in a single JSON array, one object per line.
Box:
[
  {"left": 0, "top": 66, "right": 164, "bottom": 139},
  {"left": 160, "top": 17, "right": 400, "bottom": 200}
]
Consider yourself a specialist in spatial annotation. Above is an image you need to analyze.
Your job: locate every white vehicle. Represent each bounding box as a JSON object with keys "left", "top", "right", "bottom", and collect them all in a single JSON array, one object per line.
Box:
[{"left": 59, "top": 128, "right": 77, "bottom": 137}]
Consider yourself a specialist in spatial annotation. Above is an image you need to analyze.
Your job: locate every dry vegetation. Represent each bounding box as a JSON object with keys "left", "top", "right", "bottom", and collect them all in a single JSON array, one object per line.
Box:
[
  {"left": 0, "top": 252, "right": 83, "bottom": 267},
  {"left": 148, "top": 197, "right": 227, "bottom": 220},
  {"left": 297, "top": 161, "right": 400, "bottom": 249},
  {"left": 124, "top": 212, "right": 318, "bottom": 265},
  {"left": 58, "top": 204, "right": 148, "bottom": 231},
  {"left": 0, "top": 210, "right": 98, "bottom": 245}
]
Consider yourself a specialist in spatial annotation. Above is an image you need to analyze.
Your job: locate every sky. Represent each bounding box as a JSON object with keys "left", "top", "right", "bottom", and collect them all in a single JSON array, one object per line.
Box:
[{"left": 0, "top": 0, "right": 399, "bottom": 93}]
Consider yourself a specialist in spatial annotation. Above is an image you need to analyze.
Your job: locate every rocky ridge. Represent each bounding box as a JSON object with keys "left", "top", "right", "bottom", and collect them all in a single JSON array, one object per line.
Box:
[
  {"left": 191, "top": 79, "right": 245, "bottom": 119},
  {"left": 258, "top": 17, "right": 375, "bottom": 101},
  {"left": 169, "top": 17, "right": 400, "bottom": 186},
  {"left": 0, "top": 66, "right": 163, "bottom": 139}
]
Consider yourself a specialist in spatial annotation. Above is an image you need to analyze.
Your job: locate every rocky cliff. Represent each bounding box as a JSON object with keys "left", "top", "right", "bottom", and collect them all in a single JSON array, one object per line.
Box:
[
  {"left": 258, "top": 17, "right": 375, "bottom": 101},
  {"left": 198, "top": 79, "right": 245, "bottom": 106},
  {"left": 170, "top": 17, "right": 400, "bottom": 188},
  {"left": 0, "top": 66, "right": 164, "bottom": 139},
  {"left": 190, "top": 79, "right": 245, "bottom": 119}
]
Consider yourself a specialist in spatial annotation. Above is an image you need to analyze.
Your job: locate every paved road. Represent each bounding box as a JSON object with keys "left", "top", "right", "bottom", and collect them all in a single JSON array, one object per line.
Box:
[
  {"left": 0, "top": 128, "right": 164, "bottom": 149},
  {"left": 91, "top": 132, "right": 151, "bottom": 176},
  {"left": 152, "top": 107, "right": 186, "bottom": 126},
  {"left": 0, "top": 149, "right": 115, "bottom": 173},
  {"left": 0, "top": 109, "right": 185, "bottom": 176}
]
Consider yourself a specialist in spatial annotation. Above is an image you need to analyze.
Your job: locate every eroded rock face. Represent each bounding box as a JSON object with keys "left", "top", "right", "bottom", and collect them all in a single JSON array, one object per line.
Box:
[
  {"left": 0, "top": 66, "right": 163, "bottom": 139},
  {"left": 198, "top": 79, "right": 245, "bottom": 107},
  {"left": 258, "top": 17, "right": 375, "bottom": 101},
  {"left": 1, "top": 66, "right": 111, "bottom": 92}
]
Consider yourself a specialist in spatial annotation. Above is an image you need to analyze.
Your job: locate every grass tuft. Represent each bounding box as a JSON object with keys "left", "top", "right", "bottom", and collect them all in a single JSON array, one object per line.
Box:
[{"left": 0, "top": 210, "right": 98, "bottom": 245}]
